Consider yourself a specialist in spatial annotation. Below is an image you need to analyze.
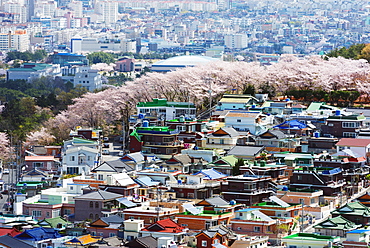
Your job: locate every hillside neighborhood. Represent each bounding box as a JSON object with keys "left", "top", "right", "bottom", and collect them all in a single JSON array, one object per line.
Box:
[{"left": 1, "top": 93, "right": 370, "bottom": 248}]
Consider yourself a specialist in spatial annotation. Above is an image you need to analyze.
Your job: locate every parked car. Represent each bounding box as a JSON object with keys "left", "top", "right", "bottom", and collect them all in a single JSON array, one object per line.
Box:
[
  {"left": 118, "top": 151, "right": 124, "bottom": 156},
  {"left": 102, "top": 149, "right": 110, "bottom": 155},
  {"left": 3, "top": 169, "right": 9, "bottom": 174}
]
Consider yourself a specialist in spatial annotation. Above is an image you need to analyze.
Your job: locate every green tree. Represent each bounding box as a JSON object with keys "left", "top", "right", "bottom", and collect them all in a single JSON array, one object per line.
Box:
[{"left": 87, "top": 52, "right": 115, "bottom": 65}]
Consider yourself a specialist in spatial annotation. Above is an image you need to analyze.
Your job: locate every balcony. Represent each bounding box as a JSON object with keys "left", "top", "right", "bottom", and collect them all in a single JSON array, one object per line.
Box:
[
  {"left": 167, "top": 181, "right": 220, "bottom": 189},
  {"left": 143, "top": 141, "right": 183, "bottom": 147},
  {"left": 343, "top": 167, "right": 370, "bottom": 176}
]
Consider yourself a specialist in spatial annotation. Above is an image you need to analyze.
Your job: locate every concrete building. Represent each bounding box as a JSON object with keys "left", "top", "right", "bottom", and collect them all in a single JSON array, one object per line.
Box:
[
  {"left": 7, "top": 63, "right": 61, "bottom": 81},
  {"left": 73, "top": 66, "right": 103, "bottom": 91},
  {"left": 95, "top": 1, "right": 118, "bottom": 24},
  {"left": 224, "top": 34, "right": 248, "bottom": 49},
  {"left": 0, "top": 30, "right": 29, "bottom": 52}
]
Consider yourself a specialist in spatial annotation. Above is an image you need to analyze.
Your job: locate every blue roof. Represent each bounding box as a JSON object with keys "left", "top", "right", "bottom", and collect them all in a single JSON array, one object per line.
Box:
[
  {"left": 15, "top": 227, "right": 62, "bottom": 241},
  {"left": 194, "top": 168, "right": 226, "bottom": 180},
  {"left": 347, "top": 229, "right": 370, "bottom": 234},
  {"left": 134, "top": 176, "right": 160, "bottom": 187},
  {"left": 117, "top": 197, "right": 137, "bottom": 208},
  {"left": 273, "top": 120, "right": 307, "bottom": 130},
  {"left": 322, "top": 168, "right": 341, "bottom": 175}
]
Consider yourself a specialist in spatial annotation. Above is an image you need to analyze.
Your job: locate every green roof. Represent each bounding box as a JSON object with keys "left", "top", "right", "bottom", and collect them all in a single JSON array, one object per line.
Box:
[
  {"left": 331, "top": 202, "right": 370, "bottom": 217},
  {"left": 41, "top": 217, "right": 70, "bottom": 228},
  {"left": 314, "top": 216, "right": 361, "bottom": 230},
  {"left": 283, "top": 233, "right": 338, "bottom": 241},
  {"left": 137, "top": 98, "right": 195, "bottom": 108},
  {"left": 211, "top": 155, "right": 239, "bottom": 167},
  {"left": 8, "top": 63, "right": 52, "bottom": 71},
  {"left": 136, "top": 126, "right": 175, "bottom": 132},
  {"left": 129, "top": 129, "right": 141, "bottom": 142},
  {"left": 253, "top": 202, "right": 300, "bottom": 208}
]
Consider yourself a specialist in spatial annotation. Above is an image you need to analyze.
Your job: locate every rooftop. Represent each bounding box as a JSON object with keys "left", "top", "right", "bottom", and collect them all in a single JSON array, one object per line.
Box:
[{"left": 282, "top": 233, "right": 338, "bottom": 241}]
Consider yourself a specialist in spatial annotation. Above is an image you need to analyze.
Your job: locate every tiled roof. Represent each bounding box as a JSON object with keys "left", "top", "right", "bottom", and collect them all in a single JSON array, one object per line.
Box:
[
  {"left": 141, "top": 218, "right": 186, "bottom": 233},
  {"left": 194, "top": 168, "right": 226, "bottom": 180},
  {"left": 74, "top": 190, "right": 123, "bottom": 200},
  {"left": 228, "top": 145, "right": 265, "bottom": 156},
  {"left": 0, "top": 227, "right": 21, "bottom": 237},
  {"left": 0, "top": 235, "right": 34, "bottom": 248},
  {"left": 314, "top": 216, "right": 360, "bottom": 230},
  {"left": 15, "top": 227, "right": 62, "bottom": 241},
  {"left": 65, "top": 234, "right": 100, "bottom": 245},
  {"left": 336, "top": 138, "right": 370, "bottom": 147}
]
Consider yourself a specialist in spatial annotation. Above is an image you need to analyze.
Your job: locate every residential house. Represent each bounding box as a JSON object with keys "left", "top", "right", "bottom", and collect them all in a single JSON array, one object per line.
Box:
[
  {"left": 64, "top": 234, "right": 101, "bottom": 247},
  {"left": 276, "top": 188, "right": 329, "bottom": 219},
  {"left": 69, "top": 128, "right": 102, "bottom": 141},
  {"left": 74, "top": 190, "right": 124, "bottom": 221},
  {"left": 123, "top": 219, "right": 145, "bottom": 241},
  {"left": 0, "top": 227, "right": 21, "bottom": 237},
  {"left": 216, "top": 94, "right": 259, "bottom": 111},
  {"left": 14, "top": 227, "right": 62, "bottom": 248},
  {"left": 175, "top": 205, "right": 233, "bottom": 231},
  {"left": 206, "top": 127, "right": 242, "bottom": 150},
  {"left": 37, "top": 216, "right": 70, "bottom": 231},
  {"left": 122, "top": 205, "right": 179, "bottom": 224},
  {"left": 262, "top": 100, "right": 293, "bottom": 115},
  {"left": 168, "top": 174, "right": 221, "bottom": 199},
  {"left": 193, "top": 169, "right": 227, "bottom": 181},
  {"left": 62, "top": 146, "right": 99, "bottom": 175},
  {"left": 87, "top": 215, "right": 124, "bottom": 238},
  {"left": 134, "top": 176, "right": 160, "bottom": 199},
  {"left": 221, "top": 174, "right": 274, "bottom": 206},
  {"left": 136, "top": 170, "right": 179, "bottom": 185},
  {"left": 241, "top": 161, "right": 289, "bottom": 185},
  {"left": 92, "top": 160, "right": 135, "bottom": 176},
  {"left": 343, "top": 229, "right": 370, "bottom": 248},
  {"left": 227, "top": 145, "right": 265, "bottom": 160},
  {"left": 331, "top": 202, "right": 370, "bottom": 226},
  {"left": 195, "top": 196, "right": 238, "bottom": 213},
  {"left": 129, "top": 125, "right": 184, "bottom": 159},
  {"left": 250, "top": 196, "right": 302, "bottom": 227},
  {"left": 140, "top": 218, "right": 187, "bottom": 243},
  {"left": 282, "top": 233, "right": 340, "bottom": 248},
  {"left": 230, "top": 208, "right": 277, "bottom": 236},
  {"left": 195, "top": 225, "right": 235, "bottom": 248},
  {"left": 256, "top": 130, "right": 301, "bottom": 153},
  {"left": 166, "top": 118, "right": 208, "bottom": 144},
  {"left": 164, "top": 154, "right": 197, "bottom": 173},
  {"left": 96, "top": 172, "right": 139, "bottom": 197},
  {"left": 24, "top": 156, "right": 60, "bottom": 173},
  {"left": 136, "top": 98, "right": 196, "bottom": 121},
  {"left": 126, "top": 236, "right": 157, "bottom": 248},
  {"left": 120, "top": 152, "right": 161, "bottom": 171},
  {"left": 289, "top": 167, "right": 345, "bottom": 196},
  {"left": 224, "top": 111, "right": 273, "bottom": 134},
  {"left": 273, "top": 119, "right": 310, "bottom": 136},
  {"left": 314, "top": 216, "right": 360, "bottom": 237},
  {"left": 357, "top": 192, "right": 370, "bottom": 207},
  {"left": 207, "top": 155, "right": 239, "bottom": 175},
  {"left": 321, "top": 114, "right": 366, "bottom": 138},
  {"left": 32, "top": 145, "right": 62, "bottom": 157},
  {"left": 0, "top": 235, "right": 34, "bottom": 248},
  {"left": 22, "top": 183, "right": 87, "bottom": 220},
  {"left": 336, "top": 138, "right": 370, "bottom": 163},
  {"left": 229, "top": 236, "right": 269, "bottom": 248}
]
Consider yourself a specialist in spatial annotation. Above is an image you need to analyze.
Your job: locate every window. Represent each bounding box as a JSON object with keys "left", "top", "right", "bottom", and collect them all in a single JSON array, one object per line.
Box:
[
  {"left": 98, "top": 232, "right": 103, "bottom": 236},
  {"left": 98, "top": 174, "right": 104, "bottom": 180},
  {"left": 32, "top": 210, "right": 42, "bottom": 217},
  {"left": 95, "top": 202, "right": 99, "bottom": 208},
  {"left": 311, "top": 198, "right": 316, "bottom": 204},
  {"left": 46, "top": 212, "right": 50, "bottom": 217},
  {"left": 95, "top": 214, "right": 99, "bottom": 220},
  {"left": 297, "top": 175, "right": 302, "bottom": 181},
  {"left": 109, "top": 233, "right": 116, "bottom": 237},
  {"left": 237, "top": 119, "right": 241, "bottom": 122},
  {"left": 202, "top": 241, "right": 207, "bottom": 247},
  {"left": 33, "top": 162, "right": 44, "bottom": 168},
  {"left": 343, "top": 132, "right": 356, "bottom": 138},
  {"left": 254, "top": 226, "right": 261, "bottom": 232},
  {"left": 89, "top": 213, "right": 93, "bottom": 219},
  {"left": 91, "top": 231, "right": 96, "bottom": 236},
  {"left": 70, "top": 156, "right": 75, "bottom": 161},
  {"left": 90, "top": 201, "right": 93, "bottom": 208},
  {"left": 343, "top": 122, "right": 359, "bottom": 128},
  {"left": 64, "top": 209, "right": 71, "bottom": 216},
  {"left": 70, "top": 186, "right": 74, "bottom": 191}
]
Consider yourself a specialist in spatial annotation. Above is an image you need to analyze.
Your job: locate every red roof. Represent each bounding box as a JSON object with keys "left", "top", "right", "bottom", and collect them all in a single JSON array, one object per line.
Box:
[
  {"left": 342, "top": 157, "right": 366, "bottom": 162},
  {"left": 0, "top": 227, "right": 21, "bottom": 237},
  {"left": 336, "top": 138, "right": 370, "bottom": 147},
  {"left": 141, "top": 218, "right": 186, "bottom": 233},
  {"left": 25, "top": 156, "right": 55, "bottom": 161}
]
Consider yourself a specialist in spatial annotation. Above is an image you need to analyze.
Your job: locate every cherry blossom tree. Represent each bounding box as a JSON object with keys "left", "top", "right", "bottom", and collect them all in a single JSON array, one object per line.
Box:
[{"left": 25, "top": 127, "right": 56, "bottom": 148}]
